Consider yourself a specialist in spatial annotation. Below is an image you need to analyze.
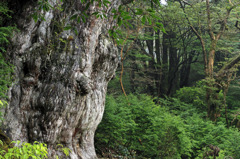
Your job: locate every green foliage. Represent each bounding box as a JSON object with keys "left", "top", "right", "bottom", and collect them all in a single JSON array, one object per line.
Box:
[
  {"left": 0, "top": 53, "right": 14, "bottom": 100},
  {"left": 96, "top": 94, "right": 240, "bottom": 158},
  {"left": 226, "top": 83, "right": 240, "bottom": 110},
  {"left": 158, "top": 96, "right": 240, "bottom": 158},
  {"left": 56, "top": 144, "right": 71, "bottom": 158},
  {"left": 175, "top": 79, "right": 226, "bottom": 116},
  {"left": 108, "top": 0, "right": 164, "bottom": 45},
  {"left": 0, "top": 2, "right": 16, "bottom": 52},
  {"left": 95, "top": 94, "right": 192, "bottom": 158},
  {"left": 185, "top": 116, "right": 240, "bottom": 159},
  {"left": 32, "top": 0, "right": 56, "bottom": 22},
  {"left": 0, "top": 2, "right": 15, "bottom": 121},
  {"left": 32, "top": 0, "right": 165, "bottom": 47},
  {"left": 0, "top": 141, "right": 48, "bottom": 159},
  {"left": 0, "top": 26, "right": 15, "bottom": 53},
  {"left": 0, "top": 140, "right": 71, "bottom": 159},
  {"left": 174, "top": 82, "right": 207, "bottom": 112}
]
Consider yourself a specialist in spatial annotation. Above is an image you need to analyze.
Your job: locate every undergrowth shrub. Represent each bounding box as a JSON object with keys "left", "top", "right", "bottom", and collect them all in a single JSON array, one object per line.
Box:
[
  {"left": 174, "top": 83, "right": 206, "bottom": 112},
  {"left": 159, "top": 97, "right": 240, "bottom": 158},
  {"left": 95, "top": 94, "right": 191, "bottom": 158},
  {"left": 96, "top": 94, "right": 240, "bottom": 158},
  {"left": 0, "top": 140, "right": 71, "bottom": 159}
]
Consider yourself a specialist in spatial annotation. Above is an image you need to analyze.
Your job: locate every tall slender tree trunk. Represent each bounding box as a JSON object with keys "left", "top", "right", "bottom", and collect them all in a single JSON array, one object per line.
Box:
[
  {"left": 2, "top": 0, "right": 120, "bottom": 158},
  {"left": 206, "top": 42, "right": 219, "bottom": 121},
  {"left": 180, "top": 51, "right": 193, "bottom": 88},
  {"left": 168, "top": 40, "right": 179, "bottom": 96},
  {"left": 160, "top": 33, "right": 168, "bottom": 96},
  {"left": 129, "top": 53, "right": 137, "bottom": 93},
  {"left": 146, "top": 29, "right": 155, "bottom": 95},
  {"left": 155, "top": 30, "right": 161, "bottom": 97}
]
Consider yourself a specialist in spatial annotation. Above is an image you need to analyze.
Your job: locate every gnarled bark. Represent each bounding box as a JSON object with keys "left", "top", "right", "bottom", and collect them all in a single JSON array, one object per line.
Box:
[{"left": 2, "top": 0, "right": 120, "bottom": 158}]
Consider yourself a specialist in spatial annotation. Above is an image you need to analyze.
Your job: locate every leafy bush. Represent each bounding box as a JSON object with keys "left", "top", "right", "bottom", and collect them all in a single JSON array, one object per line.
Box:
[
  {"left": 96, "top": 94, "right": 240, "bottom": 158},
  {"left": 226, "top": 84, "right": 240, "bottom": 110},
  {"left": 160, "top": 97, "right": 240, "bottom": 158},
  {"left": 0, "top": 141, "right": 48, "bottom": 159},
  {"left": 174, "top": 83, "right": 206, "bottom": 112},
  {"left": 95, "top": 94, "right": 192, "bottom": 158},
  {"left": 186, "top": 116, "right": 240, "bottom": 158},
  {"left": 0, "top": 140, "right": 71, "bottom": 159}
]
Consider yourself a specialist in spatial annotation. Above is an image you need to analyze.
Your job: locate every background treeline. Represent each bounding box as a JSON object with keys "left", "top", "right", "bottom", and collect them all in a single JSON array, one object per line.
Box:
[{"left": 95, "top": 0, "right": 240, "bottom": 158}]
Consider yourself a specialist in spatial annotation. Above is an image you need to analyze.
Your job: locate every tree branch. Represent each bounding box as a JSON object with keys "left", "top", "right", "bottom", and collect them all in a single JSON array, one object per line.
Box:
[
  {"left": 177, "top": 0, "right": 208, "bottom": 74},
  {"left": 121, "top": 0, "right": 134, "bottom": 5},
  {"left": 235, "top": 21, "right": 240, "bottom": 30},
  {"left": 216, "top": 54, "right": 240, "bottom": 78},
  {"left": 206, "top": 0, "right": 215, "bottom": 40}
]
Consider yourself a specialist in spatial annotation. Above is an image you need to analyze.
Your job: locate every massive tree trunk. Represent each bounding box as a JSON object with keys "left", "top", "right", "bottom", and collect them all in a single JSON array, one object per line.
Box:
[{"left": 2, "top": 0, "right": 120, "bottom": 158}]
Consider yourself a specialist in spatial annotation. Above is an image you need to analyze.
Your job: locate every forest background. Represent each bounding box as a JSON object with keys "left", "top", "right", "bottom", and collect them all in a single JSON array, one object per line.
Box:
[
  {"left": 96, "top": 0, "right": 240, "bottom": 158},
  {"left": 1, "top": 0, "right": 240, "bottom": 158}
]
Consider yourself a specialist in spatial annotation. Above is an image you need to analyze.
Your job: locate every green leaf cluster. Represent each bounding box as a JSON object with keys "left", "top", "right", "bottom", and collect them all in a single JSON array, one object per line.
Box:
[
  {"left": 0, "top": 140, "right": 71, "bottom": 159},
  {"left": 0, "top": 141, "right": 48, "bottom": 159}
]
